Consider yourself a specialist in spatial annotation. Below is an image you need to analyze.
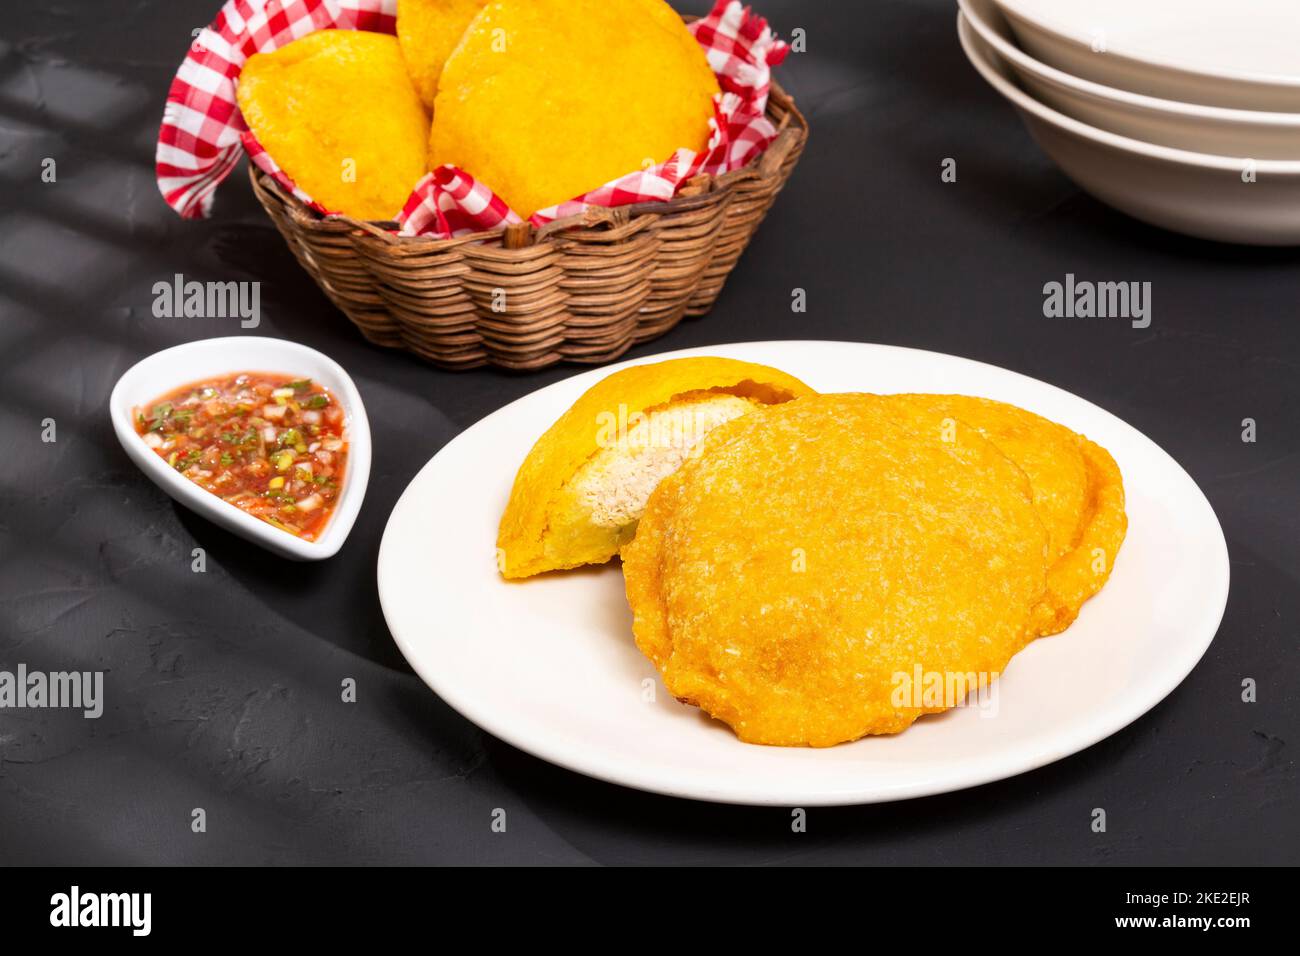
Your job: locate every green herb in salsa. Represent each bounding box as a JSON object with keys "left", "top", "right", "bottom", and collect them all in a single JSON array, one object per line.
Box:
[{"left": 134, "top": 372, "right": 348, "bottom": 542}]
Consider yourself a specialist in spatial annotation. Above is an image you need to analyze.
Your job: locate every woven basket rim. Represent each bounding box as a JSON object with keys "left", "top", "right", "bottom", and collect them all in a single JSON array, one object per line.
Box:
[{"left": 254, "top": 77, "right": 807, "bottom": 251}]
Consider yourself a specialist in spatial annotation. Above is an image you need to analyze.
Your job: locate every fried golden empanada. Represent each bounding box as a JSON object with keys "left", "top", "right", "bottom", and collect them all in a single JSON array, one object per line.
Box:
[
  {"left": 497, "top": 357, "right": 813, "bottom": 580},
  {"left": 623, "top": 394, "right": 1051, "bottom": 747}
]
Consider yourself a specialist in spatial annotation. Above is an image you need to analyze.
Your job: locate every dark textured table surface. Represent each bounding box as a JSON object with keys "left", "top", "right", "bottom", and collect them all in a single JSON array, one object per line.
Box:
[{"left": 1, "top": 0, "right": 1296, "bottom": 865}]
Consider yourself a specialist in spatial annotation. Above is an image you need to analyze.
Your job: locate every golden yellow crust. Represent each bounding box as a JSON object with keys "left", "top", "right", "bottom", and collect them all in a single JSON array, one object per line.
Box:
[
  {"left": 881, "top": 395, "right": 1126, "bottom": 636},
  {"left": 430, "top": 0, "right": 720, "bottom": 216},
  {"left": 1038, "top": 437, "right": 1127, "bottom": 634},
  {"left": 237, "top": 31, "right": 429, "bottom": 221},
  {"left": 396, "top": 0, "right": 488, "bottom": 109},
  {"left": 496, "top": 357, "right": 813, "bottom": 580},
  {"left": 623, "top": 394, "right": 1050, "bottom": 747}
]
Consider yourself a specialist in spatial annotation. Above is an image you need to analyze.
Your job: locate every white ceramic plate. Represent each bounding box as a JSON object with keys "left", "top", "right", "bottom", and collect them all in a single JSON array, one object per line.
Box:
[
  {"left": 959, "top": 13, "right": 1300, "bottom": 246},
  {"left": 377, "top": 342, "right": 1229, "bottom": 806},
  {"left": 993, "top": 0, "right": 1300, "bottom": 111},
  {"left": 963, "top": 0, "right": 1300, "bottom": 159},
  {"left": 110, "top": 336, "right": 371, "bottom": 561}
]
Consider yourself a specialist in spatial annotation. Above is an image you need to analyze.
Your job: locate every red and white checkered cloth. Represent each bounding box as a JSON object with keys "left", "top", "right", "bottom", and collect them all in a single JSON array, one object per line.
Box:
[{"left": 156, "top": 0, "right": 787, "bottom": 238}]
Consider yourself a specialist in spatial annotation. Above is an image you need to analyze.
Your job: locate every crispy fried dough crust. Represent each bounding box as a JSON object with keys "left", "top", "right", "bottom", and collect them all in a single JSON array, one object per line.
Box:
[
  {"left": 883, "top": 395, "right": 1127, "bottom": 635},
  {"left": 396, "top": 0, "right": 488, "bottom": 109},
  {"left": 430, "top": 0, "right": 720, "bottom": 216},
  {"left": 496, "top": 357, "right": 814, "bottom": 579},
  {"left": 1039, "top": 437, "right": 1127, "bottom": 634},
  {"left": 623, "top": 394, "right": 1050, "bottom": 747},
  {"left": 237, "top": 31, "right": 429, "bottom": 221}
]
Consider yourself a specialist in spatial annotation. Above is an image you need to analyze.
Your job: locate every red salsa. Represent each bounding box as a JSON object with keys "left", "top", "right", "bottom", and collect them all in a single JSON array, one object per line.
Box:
[{"left": 134, "top": 372, "right": 348, "bottom": 541}]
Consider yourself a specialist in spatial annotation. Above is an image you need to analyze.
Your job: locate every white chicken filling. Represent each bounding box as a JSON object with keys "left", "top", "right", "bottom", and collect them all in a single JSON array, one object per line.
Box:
[{"left": 571, "top": 393, "right": 758, "bottom": 530}]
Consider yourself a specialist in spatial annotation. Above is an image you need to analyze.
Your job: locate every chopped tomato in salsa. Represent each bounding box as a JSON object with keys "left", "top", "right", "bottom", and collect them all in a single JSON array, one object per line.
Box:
[{"left": 135, "top": 372, "right": 348, "bottom": 541}]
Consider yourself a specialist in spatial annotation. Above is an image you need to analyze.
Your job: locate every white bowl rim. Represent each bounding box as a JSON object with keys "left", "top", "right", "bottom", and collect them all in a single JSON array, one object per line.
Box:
[
  {"left": 958, "top": 12, "right": 1300, "bottom": 175},
  {"left": 993, "top": 0, "right": 1300, "bottom": 91},
  {"left": 108, "top": 335, "right": 372, "bottom": 561},
  {"left": 963, "top": 0, "right": 1300, "bottom": 127}
]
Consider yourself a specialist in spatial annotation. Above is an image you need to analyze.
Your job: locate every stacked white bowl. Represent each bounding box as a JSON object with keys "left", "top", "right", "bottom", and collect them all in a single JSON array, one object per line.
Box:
[{"left": 957, "top": 0, "right": 1300, "bottom": 244}]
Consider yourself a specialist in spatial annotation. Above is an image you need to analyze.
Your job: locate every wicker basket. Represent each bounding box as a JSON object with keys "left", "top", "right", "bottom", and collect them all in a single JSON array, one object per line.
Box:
[{"left": 250, "top": 81, "right": 807, "bottom": 371}]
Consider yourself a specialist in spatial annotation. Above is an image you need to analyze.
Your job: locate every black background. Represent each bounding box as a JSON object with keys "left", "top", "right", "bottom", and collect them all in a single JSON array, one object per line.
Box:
[{"left": 0, "top": 0, "right": 1296, "bottom": 865}]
